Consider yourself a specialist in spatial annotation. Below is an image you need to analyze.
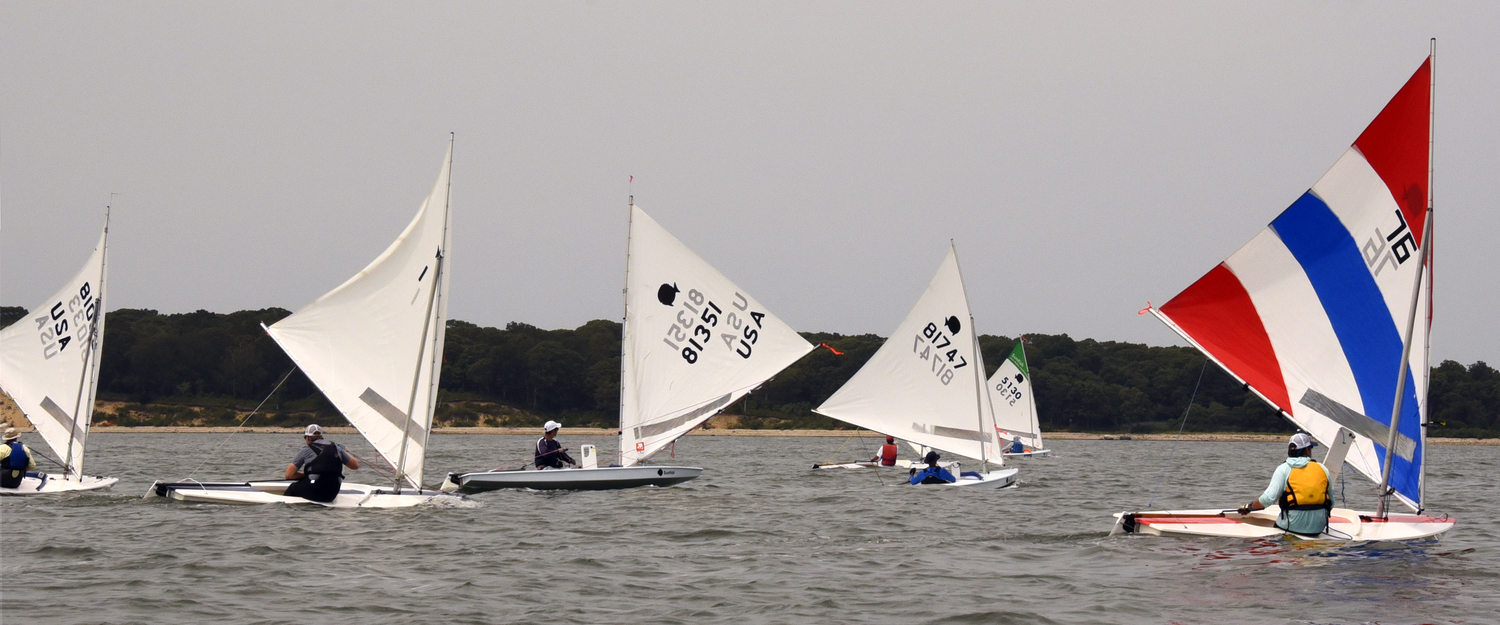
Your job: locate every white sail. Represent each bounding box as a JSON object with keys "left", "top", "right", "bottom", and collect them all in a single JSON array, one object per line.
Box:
[
  {"left": 265, "top": 146, "right": 452, "bottom": 488},
  {"left": 988, "top": 341, "right": 1043, "bottom": 452},
  {"left": 815, "top": 246, "right": 997, "bottom": 463},
  {"left": 620, "top": 205, "right": 813, "bottom": 466},
  {"left": 0, "top": 222, "right": 108, "bottom": 479}
]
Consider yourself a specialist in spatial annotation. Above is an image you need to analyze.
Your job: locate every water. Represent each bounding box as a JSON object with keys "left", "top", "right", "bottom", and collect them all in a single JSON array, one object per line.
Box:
[{"left": 3, "top": 433, "right": 1495, "bottom": 624}]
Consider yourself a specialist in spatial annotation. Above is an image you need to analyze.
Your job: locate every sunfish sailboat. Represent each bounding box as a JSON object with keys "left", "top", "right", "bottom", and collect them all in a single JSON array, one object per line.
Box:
[
  {"left": 813, "top": 245, "right": 1018, "bottom": 488},
  {"left": 1114, "top": 48, "right": 1454, "bottom": 540},
  {"left": 0, "top": 212, "right": 119, "bottom": 494},
  {"left": 448, "top": 202, "right": 814, "bottom": 491},
  {"left": 989, "top": 340, "right": 1048, "bottom": 457},
  {"left": 153, "top": 143, "right": 459, "bottom": 507}
]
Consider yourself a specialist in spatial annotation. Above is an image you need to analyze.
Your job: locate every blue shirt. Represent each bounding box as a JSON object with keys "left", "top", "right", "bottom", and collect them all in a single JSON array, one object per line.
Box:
[
  {"left": 909, "top": 466, "right": 956, "bottom": 485},
  {"left": 1257, "top": 457, "right": 1335, "bottom": 536}
]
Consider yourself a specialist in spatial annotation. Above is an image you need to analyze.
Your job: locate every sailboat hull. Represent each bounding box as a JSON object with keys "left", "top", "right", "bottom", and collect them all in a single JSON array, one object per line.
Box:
[
  {"left": 150, "top": 480, "right": 461, "bottom": 508},
  {"left": 450, "top": 465, "right": 703, "bottom": 491},
  {"left": 939, "top": 468, "right": 1018, "bottom": 488},
  {"left": 1000, "top": 449, "right": 1051, "bottom": 458},
  {"left": 0, "top": 473, "right": 118, "bottom": 495},
  {"left": 1111, "top": 506, "right": 1455, "bottom": 541}
]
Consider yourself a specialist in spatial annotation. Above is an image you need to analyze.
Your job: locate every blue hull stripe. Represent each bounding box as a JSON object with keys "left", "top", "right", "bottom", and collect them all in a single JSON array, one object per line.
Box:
[{"left": 1270, "top": 191, "right": 1423, "bottom": 503}]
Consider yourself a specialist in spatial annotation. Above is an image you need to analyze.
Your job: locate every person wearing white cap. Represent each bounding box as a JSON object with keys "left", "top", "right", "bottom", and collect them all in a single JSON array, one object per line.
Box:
[
  {"left": 283, "top": 424, "right": 359, "bottom": 502},
  {"left": 534, "top": 421, "right": 576, "bottom": 470},
  {"left": 1, "top": 424, "right": 36, "bottom": 489},
  {"left": 1237, "top": 432, "right": 1335, "bottom": 536}
]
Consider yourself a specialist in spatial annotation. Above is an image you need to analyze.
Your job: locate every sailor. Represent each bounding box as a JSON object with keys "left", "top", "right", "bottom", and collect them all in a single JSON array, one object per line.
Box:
[
  {"left": 1237, "top": 432, "right": 1335, "bottom": 537},
  {"left": 535, "top": 421, "right": 576, "bottom": 470},
  {"left": 283, "top": 424, "right": 359, "bottom": 503},
  {"left": 909, "top": 451, "right": 956, "bottom": 485},
  {"left": 1004, "top": 435, "right": 1026, "bottom": 454},
  {"left": 1, "top": 426, "right": 36, "bottom": 489},
  {"left": 872, "top": 435, "right": 900, "bottom": 466}
]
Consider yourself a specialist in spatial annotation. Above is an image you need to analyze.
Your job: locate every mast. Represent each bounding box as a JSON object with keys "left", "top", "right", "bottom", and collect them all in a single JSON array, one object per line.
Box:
[
  {"left": 619, "top": 193, "right": 634, "bottom": 462},
  {"left": 395, "top": 137, "right": 453, "bottom": 492},
  {"left": 1021, "top": 339, "right": 1040, "bottom": 448},
  {"left": 63, "top": 201, "right": 111, "bottom": 480},
  {"left": 1375, "top": 41, "right": 1435, "bottom": 517},
  {"left": 950, "top": 242, "right": 990, "bottom": 470}
]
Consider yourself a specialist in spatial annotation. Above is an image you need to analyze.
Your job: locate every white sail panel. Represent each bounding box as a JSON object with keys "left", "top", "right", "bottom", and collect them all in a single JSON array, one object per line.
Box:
[
  {"left": 620, "top": 205, "right": 813, "bottom": 466},
  {"left": 814, "top": 247, "right": 993, "bottom": 462},
  {"left": 0, "top": 227, "right": 107, "bottom": 479},
  {"left": 988, "top": 341, "right": 1042, "bottom": 452},
  {"left": 266, "top": 147, "right": 452, "bottom": 487}
]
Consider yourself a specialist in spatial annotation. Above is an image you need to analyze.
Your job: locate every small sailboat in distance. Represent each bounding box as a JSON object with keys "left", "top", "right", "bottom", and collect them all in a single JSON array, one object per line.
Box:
[
  {"left": 152, "top": 141, "right": 459, "bottom": 507},
  {"left": 447, "top": 201, "right": 815, "bottom": 491},
  {"left": 814, "top": 244, "right": 1018, "bottom": 488},
  {"left": 1114, "top": 46, "right": 1455, "bottom": 540},
  {"left": 989, "top": 340, "right": 1049, "bottom": 457},
  {"left": 0, "top": 210, "right": 119, "bottom": 494}
]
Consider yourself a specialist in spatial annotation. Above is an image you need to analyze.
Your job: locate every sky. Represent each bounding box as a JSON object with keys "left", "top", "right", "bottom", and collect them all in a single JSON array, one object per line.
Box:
[{"left": 3, "top": 2, "right": 1497, "bottom": 365}]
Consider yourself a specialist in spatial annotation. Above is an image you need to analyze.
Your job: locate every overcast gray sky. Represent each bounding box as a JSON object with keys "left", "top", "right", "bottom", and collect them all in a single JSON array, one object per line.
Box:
[{"left": 3, "top": 2, "right": 1496, "bottom": 365}]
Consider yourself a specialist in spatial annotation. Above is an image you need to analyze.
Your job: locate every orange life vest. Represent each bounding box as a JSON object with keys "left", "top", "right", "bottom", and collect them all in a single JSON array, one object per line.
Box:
[
  {"left": 1279, "top": 460, "right": 1331, "bottom": 511},
  {"left": 878, "top": 444, "right": 899, "bottom": 466}
]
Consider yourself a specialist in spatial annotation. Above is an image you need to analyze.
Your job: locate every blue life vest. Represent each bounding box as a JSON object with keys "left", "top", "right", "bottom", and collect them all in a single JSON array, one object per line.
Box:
[
  {"left": 910, "top": 466, "right": 955, "bottom": 485},
  {"left": 1, "top": 441, "right": 27, "bottom": 471}
]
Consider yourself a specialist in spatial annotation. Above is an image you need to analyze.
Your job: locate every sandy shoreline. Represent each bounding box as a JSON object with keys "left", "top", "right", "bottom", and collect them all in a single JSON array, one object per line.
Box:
[{"left": 49, "top": 426, "right": 1494, "bottom": 445}]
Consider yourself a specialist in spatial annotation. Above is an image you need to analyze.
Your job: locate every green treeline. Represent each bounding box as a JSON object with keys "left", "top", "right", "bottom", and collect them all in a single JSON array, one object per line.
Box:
[{"left": 2, "top": 306, "right": 1497, "bottom": 437}]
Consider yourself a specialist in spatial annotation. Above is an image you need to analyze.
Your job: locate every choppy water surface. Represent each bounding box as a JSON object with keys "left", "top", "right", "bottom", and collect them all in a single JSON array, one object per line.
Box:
[{"left": 3, "top": 433, "right": 1494, "bottom": 624}]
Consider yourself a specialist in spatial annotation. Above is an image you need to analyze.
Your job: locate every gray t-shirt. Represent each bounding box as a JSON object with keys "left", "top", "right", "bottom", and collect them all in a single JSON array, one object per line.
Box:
[{"left": 289, "top": 441, "right": 350, "bottom": 477}]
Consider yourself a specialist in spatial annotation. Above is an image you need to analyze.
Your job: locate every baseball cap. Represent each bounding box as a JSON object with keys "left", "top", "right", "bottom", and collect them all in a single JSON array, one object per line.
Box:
[
  {"left": 304, "top": 424, "right": 323, "bottom": 437},
  {"left": 1289, "top": 432, "right": 1318, "bottom": 450},
  {"left": 544, "top": 420, "right": 562, "bottom": 433}
]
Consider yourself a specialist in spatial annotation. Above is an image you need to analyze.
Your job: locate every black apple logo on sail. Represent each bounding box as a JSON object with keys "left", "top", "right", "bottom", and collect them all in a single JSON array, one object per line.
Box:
[
  {"left": 944, "top": 316, "right": 962, "bottom": 335},
  {"left": 658, "top": 283, "right": 680, "bottom": 306}
]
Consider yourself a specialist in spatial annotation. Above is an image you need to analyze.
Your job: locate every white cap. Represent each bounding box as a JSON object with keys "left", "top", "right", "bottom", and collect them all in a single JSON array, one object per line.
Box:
[
  {"left": 543, "top": 420, "right": 562, "bottom": 433},
  {"left": 305, "top": 424, "right": 323, "bottom": 437},
  {"left": 1289, "top": 432, "right": 1318, "bottom": 450},
  {"left": 2, "top": 427, "right": 17, "bottom": 442}
]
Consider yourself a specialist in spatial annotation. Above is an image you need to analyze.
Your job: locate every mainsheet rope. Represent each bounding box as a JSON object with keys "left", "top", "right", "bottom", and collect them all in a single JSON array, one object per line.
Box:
[
  {"left": 1145, "top": 359, "right": 1209, "bottom": 509},
  {"left": 180, "top": 367, "right": 298, "bottom": 482}
]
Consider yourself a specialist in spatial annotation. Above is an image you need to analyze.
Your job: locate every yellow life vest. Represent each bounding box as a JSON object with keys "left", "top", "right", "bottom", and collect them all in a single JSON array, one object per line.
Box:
[{"left": 1279, "top": 460, "right": 1330, "bottom": 511}]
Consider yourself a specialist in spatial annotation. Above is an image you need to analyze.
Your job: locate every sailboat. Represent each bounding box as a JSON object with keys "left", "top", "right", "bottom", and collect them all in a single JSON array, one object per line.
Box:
[
  {"left": 1113, "top": 47, "right": 1455, "bottom": 540},
  {"left": 447, "top": 202, "right": 815, "bottom": 491},
  {"left": 990, "top": 340, "right": 1049, "bottom": 457},
  {"left": 0, "top": 211, "right": 119, "bottom": 494},
  {"left": 813, "top": 245, "right": 1019, "bottom": 488},
  {"left": 152, "top": 142, "right": 459, "bottom": 507}
]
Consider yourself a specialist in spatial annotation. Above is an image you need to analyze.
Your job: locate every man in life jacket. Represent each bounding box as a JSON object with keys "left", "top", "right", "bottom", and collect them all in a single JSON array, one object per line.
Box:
[
  {"left": 1237, "top": 432, "right": 1335, "bottom": 536},
  {"left": 909, "top": 451, "right": 956, "bottom": 485},
  {"left": 283, "top": 424, "right": 359, "bottom": 503},
  {"left": 1003, "top": 435, "right": 1026, "bottom": 454},
  {"left": 871, "top": 436, "right": 899, "bottom": 466},
  {"left": 534, "top": 421, "right": 576, "bottom": 469},
  {"left": 1, "top": 426, "right": 36, "bottom": 489}
]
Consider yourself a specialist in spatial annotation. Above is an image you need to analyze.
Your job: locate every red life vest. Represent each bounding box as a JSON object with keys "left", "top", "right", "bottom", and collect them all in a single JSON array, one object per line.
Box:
[{"left": 878, "top": 443, "right": 899, "bottom": 466}]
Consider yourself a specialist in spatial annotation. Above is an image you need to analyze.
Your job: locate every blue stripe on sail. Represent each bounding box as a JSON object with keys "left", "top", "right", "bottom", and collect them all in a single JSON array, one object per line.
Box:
[{"left": 1270, "top": 191, "right": 1423, "bottom": 505}]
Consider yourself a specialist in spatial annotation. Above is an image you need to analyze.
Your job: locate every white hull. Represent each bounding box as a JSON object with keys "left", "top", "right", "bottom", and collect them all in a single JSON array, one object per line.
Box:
[
  {"left": 812, "top": 459, "right": 952, "bottom": 470},
  {"left": 0, "top": 473, "right": 118, "bottom": 495},
  {"left": 450, "top": 465, "right": 702, "bottom": 491},
  {"left": 938, "top": 468, "right": 1018, "bottom": 488},
  {"left": 151, "top": 480, "right": 461, "bottom": 508},
  {"left": 1111, "top": 506, "right": 1455, "bottom": 541},
  {"left": 1000, "top": 449, "right": 1051, "bottom": 458}
]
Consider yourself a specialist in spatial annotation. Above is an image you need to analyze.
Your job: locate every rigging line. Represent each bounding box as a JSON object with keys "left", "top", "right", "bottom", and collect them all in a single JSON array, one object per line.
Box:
[
  {"left": 1145, "top": 359, "right": 1209, "bottom": 509},
  {"left": 181, "top": 366, "right": 298, "bottom": 482},
  {"left": 860, "top": 429, "right": 885, "bottom": 486}
]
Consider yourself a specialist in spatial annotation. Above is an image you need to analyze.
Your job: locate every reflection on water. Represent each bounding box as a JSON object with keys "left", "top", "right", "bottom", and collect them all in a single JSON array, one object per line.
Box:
[{"left": 3, "top": 434, "right": 1494, "bottom": 624}]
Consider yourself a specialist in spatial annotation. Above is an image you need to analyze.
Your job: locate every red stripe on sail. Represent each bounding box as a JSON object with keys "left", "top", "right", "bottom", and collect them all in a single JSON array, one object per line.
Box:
[
  {"left": 1160, "top": 264, "right": 1291, "bottom": 412},
  {"left": 1353, "top": 58, "right": 1431, "bottom": 241}
]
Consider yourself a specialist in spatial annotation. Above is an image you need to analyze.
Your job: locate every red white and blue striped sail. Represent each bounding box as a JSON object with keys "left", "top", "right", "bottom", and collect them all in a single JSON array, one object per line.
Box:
[{"left": 1151, "top": 59, "right": 1433, "bottom": 511}]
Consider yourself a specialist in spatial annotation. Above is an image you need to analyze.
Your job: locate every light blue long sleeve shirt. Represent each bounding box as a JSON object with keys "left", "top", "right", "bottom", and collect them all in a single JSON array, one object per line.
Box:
[{"left": 1257, "top": 457, "right": 1336, "bottom": 536}]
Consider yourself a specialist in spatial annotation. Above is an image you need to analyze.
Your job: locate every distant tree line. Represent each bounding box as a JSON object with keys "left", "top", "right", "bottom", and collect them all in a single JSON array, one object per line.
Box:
[{"left": 2, "top": 306, "right": 1496, "bottom": 437}]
